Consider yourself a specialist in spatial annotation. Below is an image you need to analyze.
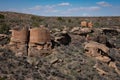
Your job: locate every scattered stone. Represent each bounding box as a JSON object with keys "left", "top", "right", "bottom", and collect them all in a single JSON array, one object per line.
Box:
[
  {"left": 93, "top": 64, "right": 108, "bottom": 75},
  {"left": 0, "top": 34, "right": 7, "bottom": 40},
  {"left": 70, "top": 27, "right": 93, "bottom": 35},
  {"left": 109, "top": 62, "right": 120, "bottom": 75},
  {"left": 70, "top": 27, "right": 80, "bottom": 33},
  {"left": 50, "top": 58, "right": 59, "bottom": 64},
  {"left": 95, "top": 56, "right": 111, "bottom": 63},
  {"left": 26, "top": 57, "right": 39, "bottom": 65}
]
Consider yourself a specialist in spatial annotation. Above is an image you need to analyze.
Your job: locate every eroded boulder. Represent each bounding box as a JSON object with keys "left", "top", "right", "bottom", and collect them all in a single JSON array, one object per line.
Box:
[
  {"left": 84, "top": 41, "right": 120, "bottom": 75},
  {"left": 84, "top": 41, "right": 110, "bottom": 62}
]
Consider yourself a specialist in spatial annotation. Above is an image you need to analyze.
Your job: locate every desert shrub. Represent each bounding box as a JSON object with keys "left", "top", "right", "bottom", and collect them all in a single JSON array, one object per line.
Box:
[
  {"left": 31, "top": 16, "right": 44, "bottom": 27},
  {"left": 0, "top": 24, "right": 10, "bottom": 34},
  {"left": 0, "top": 14, "right": 5, "bottom": 19},
  {"left": 31, "top": 21, "right": 40, "bottom": 27},
  {"left": 31, "top": 16, "right": 43, "bottom": 22},
  {"left": 57, "top": 17, "right": 63, "bottom": 21},
  {"left": 68, "top": 19, "right": 72, "bottom": 23},
  {"left": 94, "top": 22, "right": 100, "bottom": 27}
]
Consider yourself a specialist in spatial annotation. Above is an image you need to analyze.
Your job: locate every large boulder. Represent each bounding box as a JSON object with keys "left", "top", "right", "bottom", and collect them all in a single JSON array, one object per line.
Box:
[
  {"left": 84, "top": 41, "right": 109, "bottom": 54},
  {"left": 84, "top": 41, "right": 111, "bottom": 63}
]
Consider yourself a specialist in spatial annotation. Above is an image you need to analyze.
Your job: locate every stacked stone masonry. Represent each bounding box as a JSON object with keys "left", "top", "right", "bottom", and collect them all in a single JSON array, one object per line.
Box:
[
  {"left": 9, "top": 27, "right": 52, "bottom": 57},
  {"left": 81, "top": 21, "right": 93, "bottom": 28}
]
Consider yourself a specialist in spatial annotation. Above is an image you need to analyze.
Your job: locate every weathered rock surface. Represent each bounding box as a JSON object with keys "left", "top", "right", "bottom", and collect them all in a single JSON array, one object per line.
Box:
[
  {"left": 70, "top": 27, "right": 93, "bottom": 36},
  {"left": 84, "top": 41, "right": 109, "bottom": 57}
]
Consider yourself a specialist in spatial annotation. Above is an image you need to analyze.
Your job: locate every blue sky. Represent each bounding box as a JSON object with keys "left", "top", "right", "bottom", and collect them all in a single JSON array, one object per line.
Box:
[{"left": 0, "top": 0, "right": 120, "bottom": 16}]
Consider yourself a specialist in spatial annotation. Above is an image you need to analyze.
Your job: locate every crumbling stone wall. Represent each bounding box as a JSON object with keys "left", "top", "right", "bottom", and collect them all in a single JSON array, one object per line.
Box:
[
  {"left": 81, "top": 21, "right": 87, "bottom": 27},
  {"left": 28, "top": 27, "right": 52, "bottom": 56},
  {"left": 81, "top": 21, "right": 93, "bottom": 28},
  {"left": 29, "top": 27, "right": 51, "bottom": 44},
  {"left": 9, "top": 27, "right": 29, "bottom": 56},
  {"left": 10, "top": 27, "right": 29, "bottom": 44},
  {"left": 9, "top": 26, "right": 52, "bottom": 57}
]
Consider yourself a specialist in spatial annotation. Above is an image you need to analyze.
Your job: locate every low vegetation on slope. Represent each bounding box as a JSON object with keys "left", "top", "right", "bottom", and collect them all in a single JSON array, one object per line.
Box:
[{"left": 0, "top": 12, "right": 120, "bottom": 80}]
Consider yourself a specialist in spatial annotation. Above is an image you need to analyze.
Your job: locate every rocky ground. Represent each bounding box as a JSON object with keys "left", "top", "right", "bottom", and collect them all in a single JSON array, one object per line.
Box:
[
  {"left": 0, "top": 25, "right": 120, "bottom": 80},
  {"left": 0, "top": 11, "right": 120, "bottom": 80}
]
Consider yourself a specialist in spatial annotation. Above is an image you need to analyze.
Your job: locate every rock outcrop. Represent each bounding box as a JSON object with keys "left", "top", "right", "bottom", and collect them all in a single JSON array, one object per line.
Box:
[{"left": 84, "top": 41, "right": 120, "bottom": 75}]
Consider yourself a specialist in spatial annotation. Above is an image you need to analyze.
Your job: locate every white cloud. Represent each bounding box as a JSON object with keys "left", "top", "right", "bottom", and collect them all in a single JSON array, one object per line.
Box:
[
  {"left": 29, "top": 5, "right": 41, "bottom": 10},
  {"left": 80, "top": 6, "right": 100, "bottom": 11},
  {"left": 67, "top": 6, "right": 100, "bottom": 12},
  {"left": 82, "top": 13, "right": 90, "bottom": 16},
  {"left": 97, "top": 1, "right": 112, "bottom": 7},
  {"left": 24, "top": 5, "right": 60, "bottom": 14},
  {"left": 61, "top": 6, "right": 100, "bottom": 15},
  {"left": 58, "top": 2, "right": 70, "bottom": 6}
]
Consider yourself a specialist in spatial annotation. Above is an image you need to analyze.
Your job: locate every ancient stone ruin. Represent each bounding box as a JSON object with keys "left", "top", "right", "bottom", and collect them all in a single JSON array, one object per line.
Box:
[
  {"left": 9, "top": 27, "right": 29, "bottom": 44},
  {"left": 9, "top": 27, "right": 29, "bottom": 56},
  {"left": 9, "top": 26, "right": 52, "bottom": 57},
  {"left": 28, "top": 26, "right": 52, "bottom": 56},
  {"left": 81, "top": 21, "right": 93, "bottom": 28}
]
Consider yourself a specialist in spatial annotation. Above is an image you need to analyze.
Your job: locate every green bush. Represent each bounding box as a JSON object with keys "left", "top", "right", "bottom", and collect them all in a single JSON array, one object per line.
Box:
[
  {"left": 0, "top": 14, "right": 5, "bottom": 19},
  {"left": 31, "top": 16, "right": 43, "bottom": 22},
  {"left": 57, "top": 17, "right": 62, "bottom": 21},
  {"left": 31, "top": 21, "right": 39, "bottom": 27},
  {"left": 31, "top": 16, "right": 44, "bottom": 27},
  {"left": 94, "top": 22, "right": 100, "bottom": 27},
  {"left": 0, "top": 24, "right": 10, "bottom": 34},
  {"left": 68, "top": 19, "right": 72, "bottom": 23}
]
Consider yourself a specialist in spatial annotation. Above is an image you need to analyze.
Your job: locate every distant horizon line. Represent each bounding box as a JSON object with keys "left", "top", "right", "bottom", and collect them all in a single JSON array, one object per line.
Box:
[{"left": 0, "top": 11, "right": 120, "bottom": 17}]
